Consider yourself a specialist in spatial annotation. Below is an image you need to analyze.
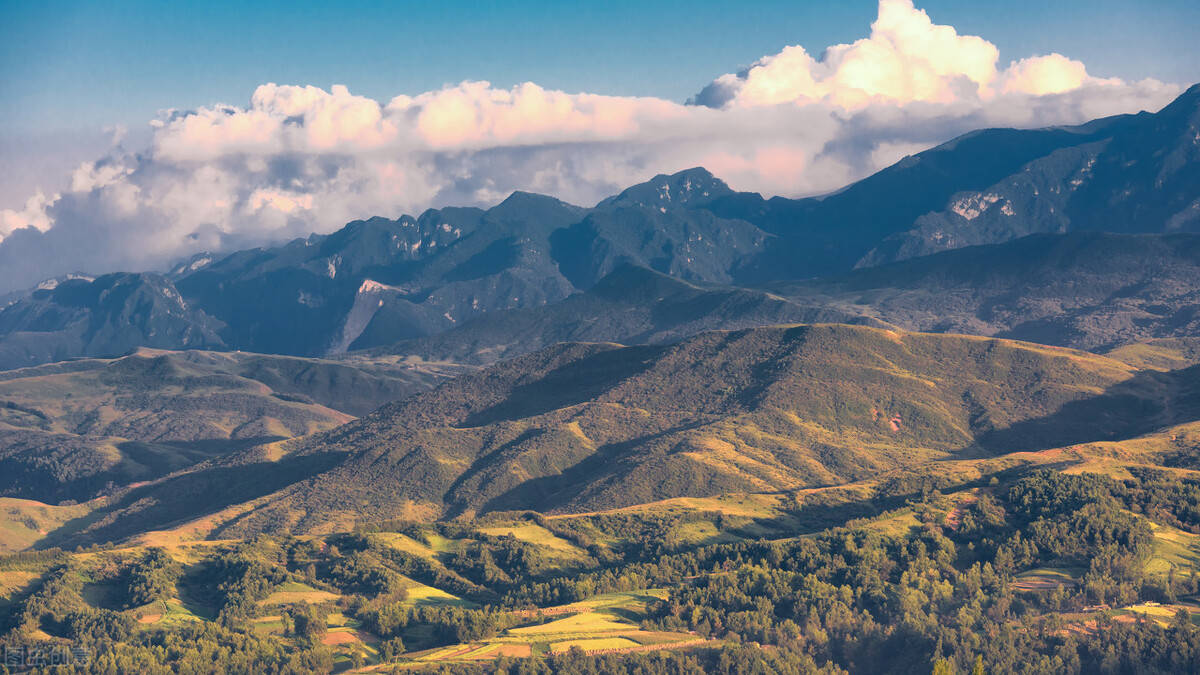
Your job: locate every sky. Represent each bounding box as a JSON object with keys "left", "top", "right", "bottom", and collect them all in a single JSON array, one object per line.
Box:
[
  {"left": 0, "top": 0, "right": 1197, "bottom": 293},
  {"left": 3, "top": 0, "right": 1199, "bottom": 132}
]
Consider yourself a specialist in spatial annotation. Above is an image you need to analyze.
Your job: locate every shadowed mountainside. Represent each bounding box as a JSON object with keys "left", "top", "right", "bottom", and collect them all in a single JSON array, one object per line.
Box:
[
  {"left": 774, "top": 232, "right": 1200, "bottom": 351},
  {"left": 370, "top": 264, "right": 888, "bottom": 364},
  {"left": 368, "top": 232, "right": 1200, "bottom": 365},
  {"left": 710, "top": 84, "right": 1200, "bottom": 276},
  {"left": 0, "top": 273, "right": 225, "bottom": 370}
]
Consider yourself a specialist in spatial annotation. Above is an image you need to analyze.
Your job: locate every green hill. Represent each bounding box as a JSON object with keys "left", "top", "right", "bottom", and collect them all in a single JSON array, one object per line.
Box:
[{"left": 213, "top": 324, "right": 1169, "bottom": 535}]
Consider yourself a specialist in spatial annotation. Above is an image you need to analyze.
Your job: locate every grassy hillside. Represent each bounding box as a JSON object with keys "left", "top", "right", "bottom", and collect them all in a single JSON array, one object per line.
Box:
[
  {"left": 212, "top": 323, "right": 1181, "bottom": 536},
  {"left": 0, "top": 348, "right": 464, "bottom": 506}
]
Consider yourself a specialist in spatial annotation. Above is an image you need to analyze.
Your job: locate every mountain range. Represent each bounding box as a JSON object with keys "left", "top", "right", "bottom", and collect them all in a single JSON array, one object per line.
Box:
[{"left": 2, "top": 84, "right": 1197, "bottom": 371}]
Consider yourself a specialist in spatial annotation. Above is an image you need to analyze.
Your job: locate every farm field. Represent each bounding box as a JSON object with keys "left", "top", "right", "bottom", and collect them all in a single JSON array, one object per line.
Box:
[{"left": 406, "top": 590, "right": 702, "bottom": 666}]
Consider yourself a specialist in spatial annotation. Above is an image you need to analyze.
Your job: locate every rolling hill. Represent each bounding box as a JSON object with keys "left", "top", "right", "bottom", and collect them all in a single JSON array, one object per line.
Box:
[
  {"left": 159, "top": 322, "right": 1197, "bottom": 540},
  {"left": 0, "top": 349, "right": 464, "bottom": 504}
]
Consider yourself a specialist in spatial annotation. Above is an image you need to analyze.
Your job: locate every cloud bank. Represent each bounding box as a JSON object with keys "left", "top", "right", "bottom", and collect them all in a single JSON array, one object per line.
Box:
[{"left": 0, "top": 0, "right": 1179, "bottom": 294}]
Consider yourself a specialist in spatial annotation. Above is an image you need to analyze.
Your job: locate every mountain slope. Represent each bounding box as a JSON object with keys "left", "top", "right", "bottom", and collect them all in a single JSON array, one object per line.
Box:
[
  {"left": 859, "top": 86, "right": 1200, "bottom": 265},
  {"left": 199, "top": 323, "right": 1182, "bottom": 537},
  {"left": 775, "top": 232, "right": 1200, "bottom": 351},
  {"left": 1, "top": 87, "right": 1196, "bottom": 368},
  {"left": 0, "top": 273, "right": 225, "bottom": 370},
  {"left": 372, "top": 264, "right": 884, "bottom": 364},
  {"left": 168, "top": 180, "right": 776, "bottom": 358},
  {"left": 709, "top": 84, "right": 1200, "bottom": 276},
  {"left": 370, "top": 232, "right": 1200, "bottom": 363}
]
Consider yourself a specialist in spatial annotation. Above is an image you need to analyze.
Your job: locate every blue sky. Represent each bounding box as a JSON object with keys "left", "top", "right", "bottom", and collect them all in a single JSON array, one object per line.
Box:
[{"left": 2, "top": 0, "right": 1198, "bottom": 134}]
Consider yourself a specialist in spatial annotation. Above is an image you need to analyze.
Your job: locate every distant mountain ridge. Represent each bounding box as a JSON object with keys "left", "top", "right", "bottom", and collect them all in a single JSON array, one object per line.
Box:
[
  {"left": 701, "top": 84, "right": 1200, "bottom": 278},
  {"left": 777, "top": 231, "right": 1200, "bottom": 351},
  {"left": 372, "top": 264, "right": 887, "bottom": 364},
  {"left": 0, "top": 273, "right": 225, "bottom": 370},
  {"left": 354, "top": 231, "right": 1200, "bottom": 365},
  {"left": 0, "top": 85, "right": 1196, "bottom": 369}
]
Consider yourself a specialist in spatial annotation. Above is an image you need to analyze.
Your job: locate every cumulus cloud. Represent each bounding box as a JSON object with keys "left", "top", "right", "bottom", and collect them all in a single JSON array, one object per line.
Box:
[
  {"left": 0, "top": 191, "right": 55, "bottom": 240},
  {"left": 0, "top": 0, "right": 1181, "bottom": 294},
  {"left": 691, "top": 0, "right": 1135, "bottom": 108}
]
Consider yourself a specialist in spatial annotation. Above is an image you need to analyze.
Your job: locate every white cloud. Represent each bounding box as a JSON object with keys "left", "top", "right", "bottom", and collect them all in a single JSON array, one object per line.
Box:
[
  {"left": 0, "top": 0, "right": 1182, "bottom": 293},
  {"left": 695, "top": 0, "right": 1001, "bottom": 108},
  {"left": 0, "top": 191, "right": 55, "bottom": 239},
  {"left": 691, "top": 0, "right": 1147, "bottom": 110},
  {"left": 999, "top": 53, "right": 1101, "bottom": 96}
]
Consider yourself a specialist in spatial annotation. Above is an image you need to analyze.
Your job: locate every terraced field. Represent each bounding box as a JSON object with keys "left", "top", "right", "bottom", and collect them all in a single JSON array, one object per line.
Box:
[
  {"left": 408, "top": 591, "right": 700, "bottom": 666},
  {"left": 260, "top": 581, "right": 341, "bottom": 605}
]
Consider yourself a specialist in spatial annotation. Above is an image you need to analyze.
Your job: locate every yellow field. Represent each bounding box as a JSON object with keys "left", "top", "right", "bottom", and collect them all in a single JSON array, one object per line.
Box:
[
  {"left": 508, "top": 611, "right": 633, "bottom": 635},
  {"left": 0, "top": 570, "right": 39, "bottom": 603},
  {"left": 550, "top": 637, "right": 639, "bottom": 652},
  {"left": 373, "top": 532, "right": 439, "bottom": 559},
  {"left": 1145, "top": 521, "right": 1200, "bottom": 576},
  {"left": 570, "top": 589, "right": 669, "bottom": 610},
  {"left": 0, "top": 497, "right": 95, "bottom": 553},
  {"left": 402, "top": 588, "right": 700, "bottom": 666},
  {"left": 260, "top": 588, "right": 340, "bottom": 605},
  {"left": 403, "top": 581, "right": 471, "bottom": 607},
  {"left": 1118, "top": 602, "right": 1200, "bottom": 627},
  {"left": 155, "top": 598, "right": 208, "bottom": 627},
  {"left": 858, "top": 508, "right": 921, "bottom": 536},
  {"left": 477, "top": 524, "right": 589, "bottom": 558}
]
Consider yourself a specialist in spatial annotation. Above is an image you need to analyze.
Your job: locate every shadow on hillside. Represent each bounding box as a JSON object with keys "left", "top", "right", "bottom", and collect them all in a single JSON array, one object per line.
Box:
[
  {"left": 158, "top": 436, "right": 287, "bottom": 456},
  {"left": 473, "top": 421, "right": 714, "bottom": 516},
  {"left": 744, "top": 465, "right": 1044, "bottom": 539},
  {"left": 461, "top": 345, "right": 664, "bottom": 426},
  {"left": 976, "top": 365, "right": 1200, "bottom": 454},
  {"left": 121, "top": 435, "right": 286, "bottom": 474},
  {"left": 37, "top": 451, "right": 346, "bottom": 550}
]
